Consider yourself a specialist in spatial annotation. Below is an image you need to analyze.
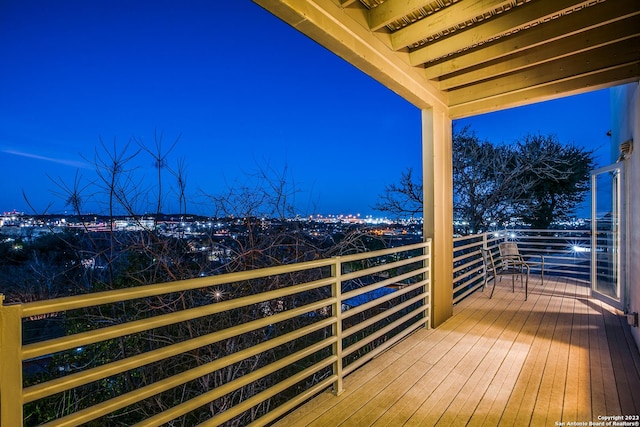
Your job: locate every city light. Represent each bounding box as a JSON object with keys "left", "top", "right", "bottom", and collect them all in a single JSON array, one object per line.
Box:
[{"left": 211, "top": 288, "right": 225, "bottom": 302}]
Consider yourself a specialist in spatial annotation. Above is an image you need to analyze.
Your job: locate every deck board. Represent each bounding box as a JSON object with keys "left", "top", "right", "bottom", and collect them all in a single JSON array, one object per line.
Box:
[
  {"left": 273, "top": 276, "right": 640, "bottom": 427},
  {"left": 472, "top": 276, "right": 560, "bottom": 427}
]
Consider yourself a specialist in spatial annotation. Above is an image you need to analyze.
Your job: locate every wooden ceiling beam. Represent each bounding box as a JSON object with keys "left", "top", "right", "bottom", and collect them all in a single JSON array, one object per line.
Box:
[
  {"left": 448, "top": 38, "right": 640, "bottom": 105},
  {"left": 369, "top": 0, "right": 512, "bottom": 33},
  {"left": 368, "top": 0, "right": 434, "bottom": 32},
  {"left": 423, "top": 0, "right": 640, "bottom": 80},
  {"left": 407, "top": 0, "right": 592, "bottom": 65},
  {"left": 439, "top": 16, "right": 640, "bottom": 90},
  {"left": 449, "top": 63, "right": 640, "bottom": 118},
  {"left": 256, "top": 0, "right": 639, "bottom": 117}
]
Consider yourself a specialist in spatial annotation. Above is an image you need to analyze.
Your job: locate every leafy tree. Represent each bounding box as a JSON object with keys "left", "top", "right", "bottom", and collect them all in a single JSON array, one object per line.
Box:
[
  {"left": 513, "top": 134, "right": 594, "bottom": 229},
  {"left": 375, "top": 127, "right": 595, "bottom": 233}
]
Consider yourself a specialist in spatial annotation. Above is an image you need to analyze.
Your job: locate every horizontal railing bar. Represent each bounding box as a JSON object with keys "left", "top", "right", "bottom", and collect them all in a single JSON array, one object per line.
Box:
[
  {"left": 340, "top": 254, "right": 428, "bottom": 283},
  {"left": 453, "top": 279, "right": 478, "bottom": 296},
  {"left": 519, "top": 238, "right": 587, "bottom": 243},
  {"left": 516, "top": 238, "right": 591, "bottom": 244},
  {"left": 342, "top": 280, "right": 427, "bottom": 320},
  {"left": 452, "top": 258, "right": 480, "bottom": 273},
  {"left": 509, "top": 236, "right": 591, "bottom": 242},
  {"left": 453, "top": 274, "right": 485, "bottom": 294},
  {"left": 41, "top": 326, "right": 337, "bottom": 427},
  {"left": 453, "top": 274, "right": 483, "bottom": 295},
  {"left": 343, "top": 319, "right": 423, "bottom": 377},
  {"left": 24, "top": 311, "right": 336, "bottom": 403},
  {"left": 342, "top": 293, "right": 425, "bottom": 341},
  {"left": 341, "top": 267, "right": 428, "bottom": 302},
  {"left": 197, "top": 356, "right": 338, "bottom": 427},
  {"left": 21, "top": 258, "right": 337, "bottom": 318},
  {"left": 509, "top": 228, "right": 590, "bottom": 233},
  {"left": 452, "top": 274, "right": 484, "bottom": 292},
  {"left": 247, "top": 375, "right": 336, "bottom": 427},
  {"left": 453, "top": 241, "right": 484, "bottom": 253},
  {"left": 454, "top": 282, "right": 484, "bottom": 304},
  {"left": 12, "top": 240, "right": 434, "bottom": 426},
  {"left": 133, "top": 338, "right": 337, "bottom": 427},
  {"left": 337, "top": 242, "right": 428, "bottom": 264},
  {"left": 496, "top": 231, "right": 590, "bottom": 236},
  {"left": 453, "top": 264, "right": 483, "bottom": 282},
  {"left": 545, "top": 269, "right": 589, "bottom": 276},
  {"left": 343, "top": 304, "right": 425, "bottom": 355},
  {"left": 452, "top": 253, "right": 482, "bottom": 269},
  {"left": 545, "top": 262, "right": 590, "bottom": 268},
  {"left": 453, "top": 257, "right": 482, "bottom": 275},
  {"left": 23, "top": 278, "right": 335, "bottom": 360},
  {"left": 543, "top": 255, "right": 590, "bottom": 260},
  {"left": 453, "top": 280, "right": 480, "bottom": 298},
  {"left": 544, "top": 262, "right": 590, "bottom": 268},
  {"left": 489, "top": 231, "right": 591, "bottom": 289},
  {"left": 534, "top": 256, "right": 588, "bottom": 261},
  {"left": 453, "top": 232, "right": 486, "bottom": 242},
  {"left": 520, "top": 244, "right": 584, "bottom": 251}
]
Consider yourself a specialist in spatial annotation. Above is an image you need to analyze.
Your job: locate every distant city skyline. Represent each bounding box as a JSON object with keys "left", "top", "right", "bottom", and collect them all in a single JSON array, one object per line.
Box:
[{"left": 1, "top": 1, "right": 613, "bottom": 218}]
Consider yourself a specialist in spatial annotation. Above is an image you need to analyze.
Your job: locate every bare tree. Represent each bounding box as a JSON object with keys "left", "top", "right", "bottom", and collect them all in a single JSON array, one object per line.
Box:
[
  {"left": 135, "top": 130, "right": 181, "bottom": 215},
  {"left": 13, "top": 142, "right": 385, "bottom": 425},
  {"left": 373, "top": 168, "right": 423, "bottom": 219},
  {"left": 452, "top": 127, "right": 533, "bottom": 233},
  {"left": 168, "top": 157, "right": 188, "bottom": 217}
]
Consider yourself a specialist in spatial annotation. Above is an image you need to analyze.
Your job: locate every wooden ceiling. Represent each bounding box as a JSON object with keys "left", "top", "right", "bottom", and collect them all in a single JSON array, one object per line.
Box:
[{"left": 254, "top": 0, "right": 640, "bottom": 118}]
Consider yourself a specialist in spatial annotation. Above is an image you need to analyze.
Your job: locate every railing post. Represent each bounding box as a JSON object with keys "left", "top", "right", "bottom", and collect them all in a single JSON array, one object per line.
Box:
[
  {"left": 331, "top": 258, "right": 344, "bottom": 396},
  {"left": 424, "top": 240, "right": 432, "bottom": 329},
  {"left": 0, "top": 294, "right": 23, "bottom": 427}
]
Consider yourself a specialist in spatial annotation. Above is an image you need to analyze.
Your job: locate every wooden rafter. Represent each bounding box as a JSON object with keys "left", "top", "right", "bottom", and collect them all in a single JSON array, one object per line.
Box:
[{"left": 255, "top": 0, "right": 640, "bottom": 118}]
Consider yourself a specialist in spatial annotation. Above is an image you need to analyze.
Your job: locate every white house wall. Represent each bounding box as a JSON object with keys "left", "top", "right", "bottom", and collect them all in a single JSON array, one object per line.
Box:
[{"left": 611, "top": 82, "right": 640, "bottom": 348}]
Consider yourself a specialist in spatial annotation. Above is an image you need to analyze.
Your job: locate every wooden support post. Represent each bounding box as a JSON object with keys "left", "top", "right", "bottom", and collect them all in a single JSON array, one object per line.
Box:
[
  {"left": 331, "top": 259, "right": 344, "bottom": 396},
  {"left": 0, "top": 295, "right": 23, "bottom": 427},
  {"left": 422, "top": 108, "right": 454, "bottom": 327}
]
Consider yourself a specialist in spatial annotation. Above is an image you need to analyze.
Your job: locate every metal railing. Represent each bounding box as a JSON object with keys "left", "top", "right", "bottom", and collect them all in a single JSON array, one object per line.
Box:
[
  {"left": 453, "top": 228, "right": 591, "bottom": 303},
  {"left": 0, "top": 241, "right": 430, "bottom": 426}
]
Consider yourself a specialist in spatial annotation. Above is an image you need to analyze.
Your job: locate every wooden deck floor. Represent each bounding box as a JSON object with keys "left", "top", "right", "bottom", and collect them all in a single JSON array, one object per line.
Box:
[{"left": 274, "top": 275, "right": 640, "bottom": 426}]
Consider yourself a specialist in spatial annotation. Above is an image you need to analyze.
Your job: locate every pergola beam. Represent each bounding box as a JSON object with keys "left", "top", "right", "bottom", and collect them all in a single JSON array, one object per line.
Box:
[
  {"left": 449, "top": 63, "right": 640, "bottom": 118},
  {"left": 407, "top": 0, "right": 592, "bottom": 65},
  {"left": 369, "top": 0, "right": 513, "bottom": 33},
  {"left": 423, "top": 0, "right": 640, "bottom": 81},
  {"left": 439, "top": 18, "right": 640, "bottom": 91},
  {"left": 448, "top": 39, "right": 640, "bottom": 105}
]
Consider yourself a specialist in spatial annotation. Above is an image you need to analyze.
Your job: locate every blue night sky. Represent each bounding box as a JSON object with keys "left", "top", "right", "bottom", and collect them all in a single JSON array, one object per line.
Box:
[{"left": 1, "top": 1, "right": 613, "bottom": 217}]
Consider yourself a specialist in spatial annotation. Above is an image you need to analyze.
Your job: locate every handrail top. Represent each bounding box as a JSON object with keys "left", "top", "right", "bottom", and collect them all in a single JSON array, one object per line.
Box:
[{"left": 10, "top": 240, "right": 430, "bottom": 317}]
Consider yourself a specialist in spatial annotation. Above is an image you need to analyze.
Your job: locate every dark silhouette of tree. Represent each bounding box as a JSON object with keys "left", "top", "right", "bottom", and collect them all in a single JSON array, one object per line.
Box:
[
  {"left": 135, "top": 130, "right": 181, "bottom": 215},
  {"left": 375, "top": 126, "right": 595, "bottom": 233},
  {"left": 452, "top": 127, "right": 526, "bottom": 233},
  {"left": 7, "top": 135, "right": 386, "bottom": 426},
  {"left": 373, "top": 168, "right": 422, "bottom": 219},
  {"left": 514, "top": 134, "right": 594, "bottom": 229}
]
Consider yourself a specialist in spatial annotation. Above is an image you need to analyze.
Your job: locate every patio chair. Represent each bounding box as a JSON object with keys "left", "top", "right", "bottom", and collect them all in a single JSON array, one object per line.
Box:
[
  {"left": 481, "top": 247, "right": 529, "bottom": 300},
  {"left": 498, "top": 242, "right": 545, "bottom": 285}
]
